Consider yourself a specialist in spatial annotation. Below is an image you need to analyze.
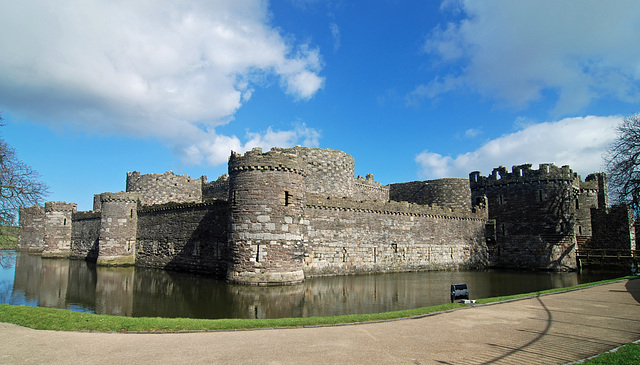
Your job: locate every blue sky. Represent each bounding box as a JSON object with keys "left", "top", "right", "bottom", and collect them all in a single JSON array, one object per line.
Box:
[{"left": 1, "top": 0, "right": 639, "bottom": 211}]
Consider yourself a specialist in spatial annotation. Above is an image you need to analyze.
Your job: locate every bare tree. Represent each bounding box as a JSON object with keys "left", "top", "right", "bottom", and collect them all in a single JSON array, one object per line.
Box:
[
  {"left": 605, "top": 113, "right": 640, "bottom": 214},
  {"left": 0, "top": 113, "right": 49, "bottom": 225}
]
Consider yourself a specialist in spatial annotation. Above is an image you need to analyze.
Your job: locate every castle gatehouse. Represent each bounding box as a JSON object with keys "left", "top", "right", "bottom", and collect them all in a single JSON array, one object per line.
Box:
[{"left": 18, "top": 146, "right": 635, "bottom": 285}]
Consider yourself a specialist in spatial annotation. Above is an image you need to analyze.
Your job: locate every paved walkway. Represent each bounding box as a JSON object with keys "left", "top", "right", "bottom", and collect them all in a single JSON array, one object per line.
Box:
[{"left": 1, "top": 279, "right": 639, "bottom": 364}]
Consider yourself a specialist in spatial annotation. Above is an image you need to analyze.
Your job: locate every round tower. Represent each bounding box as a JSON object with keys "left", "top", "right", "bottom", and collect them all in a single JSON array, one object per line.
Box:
[
  {"left": 227, "top": 148, "right": 306, "bottom": 285},
  {"left": 96, "top": 192, "right": 139, "bottom": 266}
]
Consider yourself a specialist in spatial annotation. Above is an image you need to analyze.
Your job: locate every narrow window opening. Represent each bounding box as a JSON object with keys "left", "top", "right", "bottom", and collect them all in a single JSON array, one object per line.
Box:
[
  {"left": 63, "top": 218, "right": 67, "bottom": 226},
  {"left": 256, "top": 244, "right": 260, "bottom": 262},
  {"left": 284, "top": 191, "right": 291, "bottom": 206},
  {"left": 130, "top": 209, "right": 134, "bottom": 218},
  {"left": 232, "top": 190, "right": 237, "bottom": 205},
  {"left": 575, "top": 199, "right": 580, "bottom": 210},
  {"left": 342, "top": 247, "right": 347, "bottom": 262},
  {"left": 578, "top": 226, "right": 582, "bottom": 235},
  {"left": 391, "top": 243, "right": 398, "bottom": 254}
]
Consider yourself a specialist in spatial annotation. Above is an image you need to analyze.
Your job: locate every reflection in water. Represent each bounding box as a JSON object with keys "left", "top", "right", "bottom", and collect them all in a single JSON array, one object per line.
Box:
[{"left": 1, "top": 251, "right": 629, "bottom": 319}]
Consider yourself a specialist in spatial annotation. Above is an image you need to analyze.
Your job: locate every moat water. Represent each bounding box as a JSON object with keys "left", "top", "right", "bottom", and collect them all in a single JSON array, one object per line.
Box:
[{"left": 0, "top": 250, "right": 629, "bottom": 319}]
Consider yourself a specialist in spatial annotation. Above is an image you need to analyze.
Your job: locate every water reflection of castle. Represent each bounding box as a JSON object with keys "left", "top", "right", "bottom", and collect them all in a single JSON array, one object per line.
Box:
[
  {"left": 10, "top": 252, "right": 593, "bottom": 319},
  {"left": 18, "top": 147, "right": 635, "bottom": 285}
]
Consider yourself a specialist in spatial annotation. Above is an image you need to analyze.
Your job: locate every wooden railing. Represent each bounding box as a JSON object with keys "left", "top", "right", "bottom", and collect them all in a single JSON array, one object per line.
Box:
[{"left": 576, "top": 248, "right": 639, "bottom": 262}]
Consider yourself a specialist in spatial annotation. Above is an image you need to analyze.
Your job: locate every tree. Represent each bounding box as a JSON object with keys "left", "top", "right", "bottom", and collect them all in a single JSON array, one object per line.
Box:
[
  {"left": 605, "top": 113, "right": 640, "bottom": 214},
  {"left": 0, "top": 113, "right": 49, "bottom": 225}
]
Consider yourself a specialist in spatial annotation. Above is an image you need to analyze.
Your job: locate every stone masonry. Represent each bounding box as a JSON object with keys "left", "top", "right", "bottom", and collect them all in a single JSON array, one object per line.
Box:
[{"left": 17, "top": 146, "right": 632, "bottom": 285}]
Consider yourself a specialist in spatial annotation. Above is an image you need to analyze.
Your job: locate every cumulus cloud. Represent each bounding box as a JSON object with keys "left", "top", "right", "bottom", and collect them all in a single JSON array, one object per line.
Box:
[
  {"left": 415, "top": 0, "right": 640, "bottom": 115},
  {"left": 178, "top": 123, "right": 321, "bottom": 166},
  {"left": 0, "top": 0, "right": 324, "bottom": 164},
  {"left": 416, "top": 115, "right": 620, "bottom": 179}
]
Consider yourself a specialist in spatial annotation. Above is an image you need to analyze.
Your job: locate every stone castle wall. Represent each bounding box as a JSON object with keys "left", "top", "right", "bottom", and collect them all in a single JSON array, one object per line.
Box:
[
  {"left": 470, "top": 164, "right": 589, "bottom": 270},
  {"left": 389, "top": 178, "right": 471, "bottom": 210},
  {"left": 353, "top": 174, "right": 389, "bottom": 201},
  {"left": 136, "top": 201, "right": 229, "bottom": 275},
  {"left": 202, "top": 174, "right": 230, "bottom": 201},
  {"left": 589, "top": 205, "right": 636, "bottom": 251},
  {"left": 42, "top": 202, "right": 76, "bottom": 258},
  {"left": 303, "top": 194, "right": 488, "bottom": 276},
  {"left": 272, "top": 146, "right": 355, "bottom": 198},
  {"left": 17, "top": 205, "right": 45, "bottom": 253},
  {"left": 70, "top": 211, "right": 100, "bottom": 260},
  {"left": 126, "top": 171, "right": 203, "bottom": 206},
  {"left": 19, "top": 146, "right": 631, "bottom": 284}
]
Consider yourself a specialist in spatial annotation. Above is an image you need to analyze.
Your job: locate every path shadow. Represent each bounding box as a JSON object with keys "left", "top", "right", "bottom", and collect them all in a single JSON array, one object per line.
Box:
[{"left": 625, "top": 277, "right": 640, "bottom": 304}]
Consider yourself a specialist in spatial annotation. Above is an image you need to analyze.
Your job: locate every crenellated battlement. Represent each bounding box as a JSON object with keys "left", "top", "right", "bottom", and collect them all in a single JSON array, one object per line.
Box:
[
  {"left": 469, "top": 163, "right": 580, "bottom": 188},
  {"left": 100, "top": 192, "right": 139, "bottom": 204},
  {"left": 44, "top": 201, "right": 77, "bottom": 213},
  {"left": 305, "top": 193, "right": 487, "bottom": 221},
  {"left": 228, "top": 147, "right": 306, "bottom": 176}
]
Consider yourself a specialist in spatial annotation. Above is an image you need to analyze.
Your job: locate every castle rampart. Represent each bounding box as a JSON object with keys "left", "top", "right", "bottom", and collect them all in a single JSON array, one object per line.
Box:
[
  {"left": 17, "top": 146, "right": 630, "bottom": 285},
  {"left": 390, "top": 178, "right": 472, "bottom": 210}
]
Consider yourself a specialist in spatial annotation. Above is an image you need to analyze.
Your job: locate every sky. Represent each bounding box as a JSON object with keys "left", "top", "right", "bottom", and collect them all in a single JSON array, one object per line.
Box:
[{"left": 1, "top": 0, "right": 639, "bottom": 212}]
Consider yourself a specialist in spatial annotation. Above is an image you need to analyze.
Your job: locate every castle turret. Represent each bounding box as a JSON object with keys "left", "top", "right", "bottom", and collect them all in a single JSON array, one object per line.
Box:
[
  {"left": 227, "top": 148, "right": 306, "bottom": 285},
  {"left": 42, "top": 202, "right": 76, "bottom": 258},
  {"left": 96, "top": 192, "right": 138, "bottom": 266},
  {"left": 470, "top": 164, "right": 580, "bottom": 270}
]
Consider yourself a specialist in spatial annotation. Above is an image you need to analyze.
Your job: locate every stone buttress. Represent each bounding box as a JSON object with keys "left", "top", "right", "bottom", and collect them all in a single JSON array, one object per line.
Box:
[
  {"left": 96, "top": 192, "right": 139, "bottom": 266},
  {"left": 226, "top": 148, "right": 306, "bottom": 285}
]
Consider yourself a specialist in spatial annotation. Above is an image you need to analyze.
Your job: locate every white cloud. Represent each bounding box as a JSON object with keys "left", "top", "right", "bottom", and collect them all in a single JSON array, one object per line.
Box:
[
  {"left": 416, "top": 0, "right": 640, "bottom": 115},
  {"left": 416, "top": 115, "right": 620, "bottom": 179},
  {"left": 177, "top": 123, "right": 321, "bottom": 166},
  {"left": 330, "top": 23, "right": 341, "bottom": 52},
  {"left": 0, "top": 0, "right": 324, "bottom": 163}
]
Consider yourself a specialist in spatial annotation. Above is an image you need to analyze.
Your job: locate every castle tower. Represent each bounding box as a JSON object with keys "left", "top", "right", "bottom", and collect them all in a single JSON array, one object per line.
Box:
[
  {"left": 17, "top": 205, "right": 45, "bottom": 253},
  {"left": 470, "top": 164, "right": 580, "bottom": 270},
  {"left": 96, "top": 192, "right": 139, "bottom": 266},
  {"left": 227, "top": 148, "right": 306, "bottom": 285},
  {"left": 42, "top": 202, "right": 77, "bottom": 258}
]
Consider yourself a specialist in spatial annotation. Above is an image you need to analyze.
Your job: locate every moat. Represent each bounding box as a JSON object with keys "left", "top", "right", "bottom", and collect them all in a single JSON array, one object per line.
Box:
[{"left": 0, "top": 251, "right": 628, "bottom": 319}]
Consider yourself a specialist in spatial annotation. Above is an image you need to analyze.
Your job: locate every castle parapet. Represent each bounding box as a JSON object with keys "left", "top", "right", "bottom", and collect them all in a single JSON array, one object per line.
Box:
[
  {"left": 470, "top": 163, "right": 579, "bottom": 188},
  {"left": 228, "top": 147, "right": 305, "bottom": 176}
]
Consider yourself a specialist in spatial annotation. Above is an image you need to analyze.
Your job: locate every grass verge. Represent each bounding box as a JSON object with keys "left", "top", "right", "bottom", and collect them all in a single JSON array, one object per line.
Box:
[
  {"left": 0, "top": 276, "right": 634, "bottom": 333},
  {"left": 584, "top": 343, "right": 640, "bottom": 364}
]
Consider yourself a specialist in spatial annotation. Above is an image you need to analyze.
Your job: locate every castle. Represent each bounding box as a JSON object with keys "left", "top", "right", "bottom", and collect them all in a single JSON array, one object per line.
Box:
[{"left": 18, "top": 146, "right": 636, "bottom": 285}]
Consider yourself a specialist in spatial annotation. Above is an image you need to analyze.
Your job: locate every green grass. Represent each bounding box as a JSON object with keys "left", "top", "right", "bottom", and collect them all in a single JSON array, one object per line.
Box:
[
  {"left": 0, "top": 276, "right": 634, "bottom": 333},
  {"left": 584, "top": 343, "right": 640, "bottom": 364},
  {"left": 0, "top": 226, "right": 18, "bottom": 250}
]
